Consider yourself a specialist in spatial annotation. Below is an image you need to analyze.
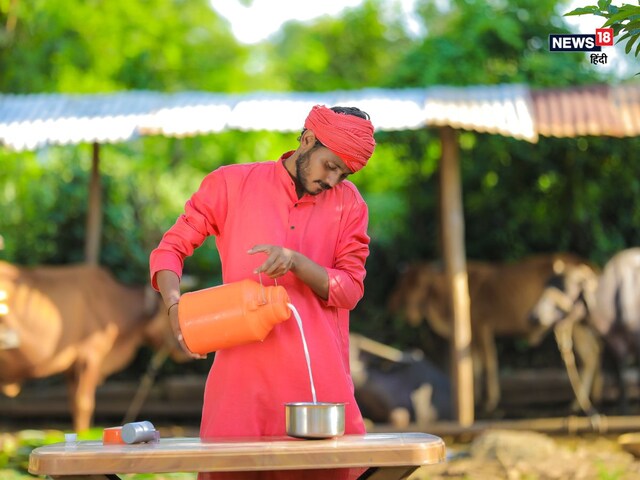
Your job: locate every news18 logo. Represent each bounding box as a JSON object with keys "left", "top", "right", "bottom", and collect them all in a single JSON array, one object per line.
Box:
[
  {"left": 549, "top": 28, "right": 613, "bottom": 64},
  {"left": 549, "top": 28, "right": 613, "bottom": 51}
]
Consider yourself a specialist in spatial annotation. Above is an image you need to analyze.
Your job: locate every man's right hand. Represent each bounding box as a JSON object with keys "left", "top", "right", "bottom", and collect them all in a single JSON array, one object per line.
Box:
[
  {"left": 157, "top": 269, "right": 206, "bottom": 360},
  {"left": 168, "top": 302, "right": 207, "bottom": 360}
]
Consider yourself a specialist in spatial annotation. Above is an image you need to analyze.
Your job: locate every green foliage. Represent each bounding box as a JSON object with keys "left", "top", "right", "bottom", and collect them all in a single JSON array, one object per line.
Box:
[
  {"left": 0, "top": 0, "right": 250, "bottom": 92},
  {"left": 392, "top": 0, "right": 602, "bottom": 87},
  {"left": 461, "top": 134, "right": 640, "bottom": 265},
  {"left": 0, "top": 129, "right": 295, "bottom": 285},
  {"left": 0, "top": 429, "right": 68, "bottom": 474},
  {"left": 565, "top": 0, "right": 640, "bottom": 59},
  {"left": 0, "top": 428, "right": 194, "bottom": 479},
  {"left": 266, "top": 0, "right": 414, "bottom": 90}
]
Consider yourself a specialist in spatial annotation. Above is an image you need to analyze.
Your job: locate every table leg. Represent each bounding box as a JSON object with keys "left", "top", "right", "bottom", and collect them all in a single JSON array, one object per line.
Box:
[{"left": 358, "top": 466, "right": 419, "bottom": 480}]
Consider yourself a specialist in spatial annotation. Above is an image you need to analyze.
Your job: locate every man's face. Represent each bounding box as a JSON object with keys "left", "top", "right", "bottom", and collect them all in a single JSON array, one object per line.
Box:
[{"left": 295, "top": 146, "right": 352, "bottom": 196}]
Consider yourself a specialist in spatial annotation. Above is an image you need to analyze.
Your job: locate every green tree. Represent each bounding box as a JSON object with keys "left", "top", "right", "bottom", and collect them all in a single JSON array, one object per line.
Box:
[
  {"left": 392, "top": 0, "right": 604, "bottom": 86},
  {"left": 565, "top": 0, "right": 640, "bottom": 73},
  {"left": 264, "top": 0, "right": 414, "bottom": 91},
  {"left": 365, "top": 0, "right": 610, "bottom": 264},
  {"left": 0, "top": 0, "right": 250, "bottom": 92}
]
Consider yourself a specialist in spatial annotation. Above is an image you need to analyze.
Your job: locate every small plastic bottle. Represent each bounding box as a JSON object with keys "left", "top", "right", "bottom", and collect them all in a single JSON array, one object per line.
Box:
[
  {"left": 64, "top": 433, "right": 78, "bottom": 449},
  {"left": 121, "top": 421, "right": 157, "bottom": 444}
]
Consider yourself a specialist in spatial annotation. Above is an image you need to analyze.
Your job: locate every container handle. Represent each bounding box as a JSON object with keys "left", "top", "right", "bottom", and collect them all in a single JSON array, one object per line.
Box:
[{"left": 257, "top": 272, "right": 267, "bottom": 305}]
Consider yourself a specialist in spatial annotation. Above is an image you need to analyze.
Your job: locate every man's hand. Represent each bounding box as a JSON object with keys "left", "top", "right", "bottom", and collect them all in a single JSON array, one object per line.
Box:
[
  {"left": 248, "top": 244, "right": 330, "bottom": 300},
  {"left": 156, "top": 270, "right": 206, "bottom": 360},
  {"left": 248, "top": 244, "right": 296, "bottom": 278},
  {"left": 168, "top": 303, "right": 207, "bottom": 360}
]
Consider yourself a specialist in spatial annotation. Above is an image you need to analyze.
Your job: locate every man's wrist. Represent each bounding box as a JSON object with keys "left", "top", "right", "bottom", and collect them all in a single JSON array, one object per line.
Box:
[
  {"left": 164, "top": 296, "right": 181, "bottom": 309},
  {"left": 167, "top": 302, "right": 180, "bottom": 315},
  {"left": 290, "top": 251, "right": 299, "bottom": 273}
]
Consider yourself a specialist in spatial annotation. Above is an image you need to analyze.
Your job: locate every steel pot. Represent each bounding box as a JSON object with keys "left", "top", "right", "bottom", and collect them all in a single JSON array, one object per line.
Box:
[{"left": 285, "top": 402, "right": 345, "bottom": 439}]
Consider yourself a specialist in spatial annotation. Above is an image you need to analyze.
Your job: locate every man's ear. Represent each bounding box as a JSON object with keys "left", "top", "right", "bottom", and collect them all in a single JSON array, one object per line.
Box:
[{"left": 300, "top": 129, "right": 317, "bottom": 149}]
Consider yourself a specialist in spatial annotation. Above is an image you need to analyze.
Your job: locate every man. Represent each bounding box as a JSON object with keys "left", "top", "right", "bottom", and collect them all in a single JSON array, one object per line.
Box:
[{"left": 150, "top": 105, "right": 375, "bottom": 446}]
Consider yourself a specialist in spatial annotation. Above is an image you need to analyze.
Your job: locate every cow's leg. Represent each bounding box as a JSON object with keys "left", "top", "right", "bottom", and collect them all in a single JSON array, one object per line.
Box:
[
  {"left": 604, "top": 334, "right": 629, "bottom": 414},
  {"left": 410, "top": 383, "right": 436, "bottom": 426},
  {"left": 570, "top": 324, "right": 601, "bottom": 413},
  {"left": 479, "top": 324, "right": 499, "bottom": 412},
  {"left": 471, "top": 346, "right": 483, "bottom": 405},
  {"left": 389, "top": 407, "right": 411, "bottom": 428},
  {"left": 633, "top": 330, "right": 640, "bottom": 405},
  {"left": 67, "top": 351, "right": 105, "bottom": 432}
]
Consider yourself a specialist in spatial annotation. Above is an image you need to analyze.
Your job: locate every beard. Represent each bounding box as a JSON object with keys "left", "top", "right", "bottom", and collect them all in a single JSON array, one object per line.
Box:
[{"left": 295, "top": 150, "right": 328, "bottom": 196}]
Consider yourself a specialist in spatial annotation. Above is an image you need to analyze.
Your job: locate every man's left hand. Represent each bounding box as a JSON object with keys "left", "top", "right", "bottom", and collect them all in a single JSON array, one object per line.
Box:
[{"left": 248, "top": 244, "right": 296, "bottom": 278}]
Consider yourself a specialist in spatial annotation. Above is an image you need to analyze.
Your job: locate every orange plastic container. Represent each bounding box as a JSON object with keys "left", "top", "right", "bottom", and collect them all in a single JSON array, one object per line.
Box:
[
  {"left": 178, "top": 279, "right": 291, "bottom": 355},
  {"left": 102, "top": 426, "right": 125, "bottom": 445}
]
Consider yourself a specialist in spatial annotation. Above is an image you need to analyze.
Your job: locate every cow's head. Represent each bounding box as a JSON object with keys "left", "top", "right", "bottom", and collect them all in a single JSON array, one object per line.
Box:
[
  {"left": 388, "top": 262, "right": 450, "bottom": 329},
  {"left": 528, "top": 260, "right": 598, "bottom": 343}
]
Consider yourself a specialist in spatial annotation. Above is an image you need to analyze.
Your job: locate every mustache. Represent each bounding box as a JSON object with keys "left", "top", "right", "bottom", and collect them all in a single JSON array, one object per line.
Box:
[{"left": 316, "top": 181, "right": 331, "bottom": 190}]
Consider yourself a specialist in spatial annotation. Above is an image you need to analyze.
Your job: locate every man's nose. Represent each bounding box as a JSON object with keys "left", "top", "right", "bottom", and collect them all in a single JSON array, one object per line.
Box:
[{"left": 326, "top": 171, "right": 342, "bottom": 188}]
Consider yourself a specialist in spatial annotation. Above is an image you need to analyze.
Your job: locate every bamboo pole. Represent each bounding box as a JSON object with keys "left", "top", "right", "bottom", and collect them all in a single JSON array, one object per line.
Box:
[
  {"left": 84, "top": 142, "right": 102, "bottom": 265},
  {"left": 438, "top": 126, "right": 474, "bottom": 426}
]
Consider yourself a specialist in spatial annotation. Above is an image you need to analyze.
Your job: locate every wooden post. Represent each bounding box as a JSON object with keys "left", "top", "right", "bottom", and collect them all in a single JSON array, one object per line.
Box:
[
  {"left": 438, "top": 126, "right": 474, "bottom": 426},
  {"left": 84, "top": 142, "right": 102, "bottom": 265}
]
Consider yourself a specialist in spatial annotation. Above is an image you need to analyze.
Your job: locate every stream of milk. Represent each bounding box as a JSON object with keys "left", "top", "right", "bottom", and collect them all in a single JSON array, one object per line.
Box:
[{"left": 287, "top": 303, "right": 317, "bottom": 404}]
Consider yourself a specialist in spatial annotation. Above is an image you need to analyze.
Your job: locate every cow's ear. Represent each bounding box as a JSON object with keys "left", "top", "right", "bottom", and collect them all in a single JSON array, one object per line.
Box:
[{"left": 553, "top": 259, "right": 566, "bottom": 274}]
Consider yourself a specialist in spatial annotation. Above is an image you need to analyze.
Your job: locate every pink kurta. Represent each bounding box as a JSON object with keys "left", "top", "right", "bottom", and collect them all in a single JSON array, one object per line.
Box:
[{"left": 150, "top": 152, "right": 369, "bottom": 438}]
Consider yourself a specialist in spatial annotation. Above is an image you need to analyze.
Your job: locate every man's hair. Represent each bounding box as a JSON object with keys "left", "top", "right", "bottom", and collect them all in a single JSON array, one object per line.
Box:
[
  {"left": 329, "top": 106, "right": 370, "bottom": 121},
  {"left": 298, "top": 106, "right": 371, "bottom": 144}
]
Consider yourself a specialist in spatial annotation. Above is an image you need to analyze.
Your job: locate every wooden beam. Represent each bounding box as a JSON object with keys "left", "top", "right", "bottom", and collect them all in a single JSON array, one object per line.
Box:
[
  {"left": 84, "top": 142, "right": 102, "bottom": 265},
  {"left": 438, "top": 126, "right": 474, "bottom": 426}
]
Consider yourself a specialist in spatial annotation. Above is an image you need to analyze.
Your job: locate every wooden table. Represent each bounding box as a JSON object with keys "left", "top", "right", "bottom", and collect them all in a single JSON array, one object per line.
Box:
[{"left": 29, "top": 433, "right": 445, "bottom": 480}]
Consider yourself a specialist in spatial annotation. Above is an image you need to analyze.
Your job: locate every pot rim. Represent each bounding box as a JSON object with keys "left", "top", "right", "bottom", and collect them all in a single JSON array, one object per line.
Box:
[{"left": 285, "top": 402, "right": 345, "bottom": 408}]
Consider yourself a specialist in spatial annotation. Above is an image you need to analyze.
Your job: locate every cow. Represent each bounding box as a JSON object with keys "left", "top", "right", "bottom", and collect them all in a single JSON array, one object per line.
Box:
[
  {"left": 387, "top": 253, "right": 589, "bottom": 413},
  {"left": 0, "top": 261, "right": 188, "bottom": 431},
  {"left": 529, "top": 248, "right": 640, "bottom": 413},
  {"left": 350, "top": 333, "right": 451, "bottom": 427}
]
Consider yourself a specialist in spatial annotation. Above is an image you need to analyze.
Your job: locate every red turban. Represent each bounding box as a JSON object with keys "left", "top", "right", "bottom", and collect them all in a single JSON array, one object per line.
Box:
[{"left": 304, "top": 105, "right": 376, "bottom": 173}]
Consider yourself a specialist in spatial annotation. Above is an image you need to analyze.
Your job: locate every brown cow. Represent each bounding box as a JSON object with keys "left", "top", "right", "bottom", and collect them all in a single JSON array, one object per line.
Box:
[
  {"left": 388, "top": 253, "right": 588, "bottom": 412},
  {"left": 0, "top": 261, "right": 187, "bottom": 431}
]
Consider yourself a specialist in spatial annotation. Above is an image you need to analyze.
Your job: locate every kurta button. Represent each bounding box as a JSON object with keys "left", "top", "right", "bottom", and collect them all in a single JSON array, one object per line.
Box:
[{"left": 290, "top": 226, "right": 295, "bottom": 229}]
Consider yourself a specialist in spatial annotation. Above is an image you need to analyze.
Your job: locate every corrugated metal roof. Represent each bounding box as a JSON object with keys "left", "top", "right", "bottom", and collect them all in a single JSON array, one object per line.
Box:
[
  {"left": 424, "top": 84, "right": 536, "bottom": 142},
  {"left": 0, "top": 86, "right": 533, "bottom": 150},
  {"left": 0, "top": 92, "right": 165, "bottom": 151},
  {"left": 0, "top": 83, "right": 638, "bottom": 151},
  {"left": 532, "top": 84, "right": 640, "bottom": 139}
]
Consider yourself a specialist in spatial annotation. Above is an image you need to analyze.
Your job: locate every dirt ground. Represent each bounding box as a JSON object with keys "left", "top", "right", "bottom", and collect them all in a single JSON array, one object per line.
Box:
[{"left": 410, "top": 430, "right": 640, "bottom": 480}]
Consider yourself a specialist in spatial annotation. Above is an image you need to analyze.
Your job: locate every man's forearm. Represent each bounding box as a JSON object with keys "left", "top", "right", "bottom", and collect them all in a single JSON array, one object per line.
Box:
[
  {"left": 291, "top": 251, "right": 330, "bottom": 300},
  {"left": 156, "top": 270, "right": 181, "bottom": 308}
]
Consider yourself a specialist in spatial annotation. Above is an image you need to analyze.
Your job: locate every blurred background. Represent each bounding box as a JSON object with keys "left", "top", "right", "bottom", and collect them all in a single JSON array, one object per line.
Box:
[{"left": 1, "top": 0, "right": 640, "bottom": 477}]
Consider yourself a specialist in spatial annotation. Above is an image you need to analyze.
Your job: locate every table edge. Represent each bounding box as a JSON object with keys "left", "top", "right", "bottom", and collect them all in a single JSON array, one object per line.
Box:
[{"left": 28, "top": 433, "right": 446, "bottom": 475}]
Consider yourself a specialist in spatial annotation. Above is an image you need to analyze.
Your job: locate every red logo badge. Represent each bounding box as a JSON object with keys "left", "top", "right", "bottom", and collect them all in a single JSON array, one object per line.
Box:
[{"left": 595, "top": 28, "right": 614, "bottom": 47}]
